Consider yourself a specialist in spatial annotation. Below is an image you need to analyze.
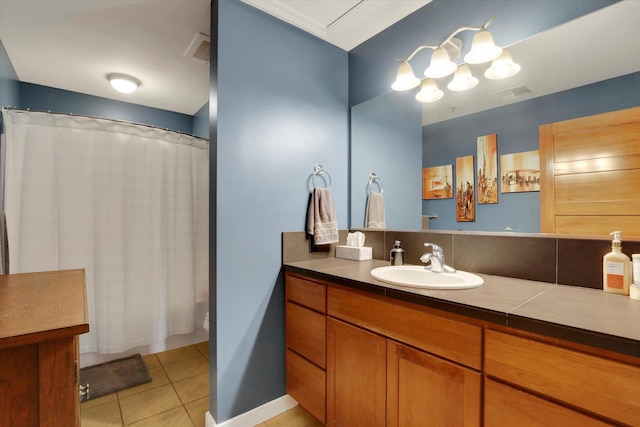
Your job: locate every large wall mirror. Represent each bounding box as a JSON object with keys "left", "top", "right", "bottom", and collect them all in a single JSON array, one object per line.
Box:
[{"left": 350, "top": 1, "right": 640, "bottom": 232}]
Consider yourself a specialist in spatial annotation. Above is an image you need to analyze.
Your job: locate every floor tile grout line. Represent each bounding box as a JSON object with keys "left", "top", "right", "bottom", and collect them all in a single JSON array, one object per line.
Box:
[{"left": 81, "top": 342, "right": 209, "bottom": 427}]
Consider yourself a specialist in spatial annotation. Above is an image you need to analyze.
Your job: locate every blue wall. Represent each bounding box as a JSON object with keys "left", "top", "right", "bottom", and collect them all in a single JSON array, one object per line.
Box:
[
  {"left": 193, "top": 102, "right": 209, "bottom": 139},
  {"left": 423, "top": 71, "right": 640, "bottom": 232},
  {"left": 18, "top": 83, "right": 203, "bottom": 137},
  {"left": 0, "top": 39, "right": 20, "bottom": 131},
  {"left": 351, "top": 90, "right": 422, "bottom": 229},
  {"left": 215, "top": 0, "right": 348, "bottom": 422},
  {"left": 349, "top": 0, "right": 617, "bottom": 107}
]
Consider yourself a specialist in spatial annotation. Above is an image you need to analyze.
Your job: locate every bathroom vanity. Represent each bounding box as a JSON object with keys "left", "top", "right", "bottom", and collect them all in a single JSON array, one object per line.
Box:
[
  {"left": 0, "top": 269, "right": 89, "bottom": 427},
  {"left": 284, "top": 258, "right": 640, "bottom": 426}
]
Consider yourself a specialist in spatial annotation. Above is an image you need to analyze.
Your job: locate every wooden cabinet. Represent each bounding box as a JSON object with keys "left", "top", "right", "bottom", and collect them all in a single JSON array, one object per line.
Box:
[
  {"left": 485, "top": 378, "right": 614, "bottom": 426},
  {"left": 327, "top": 318, "right": 386, "bottom": 427},
  {"left": 0, "top": 269, "right": 89, "bottom": 427},
  {"left": 387, "top": 341, "right": 481, "bottom": 427},
  {"left": 326, "top": 284, "right": 482, "bottom": 427},
  {"left": 485, "top": 329, "right": 640, "bottom": 426},
  {"left": 285, "top": 274, "right": 327, "bottom": 424},
  {"left": 286, "top": 270, "right": 640, "bottom": 426}
]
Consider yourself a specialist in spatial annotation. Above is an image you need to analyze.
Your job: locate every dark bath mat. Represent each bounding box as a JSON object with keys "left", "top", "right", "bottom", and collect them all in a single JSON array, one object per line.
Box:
[{"left": 79, "top": 354, "right": 151, "bottom": 402}]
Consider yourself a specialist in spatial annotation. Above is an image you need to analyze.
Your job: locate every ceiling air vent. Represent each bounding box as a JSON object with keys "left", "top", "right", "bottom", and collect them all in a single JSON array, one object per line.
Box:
[
  {"left": 495, "top": 85, "right": 533, "bottom": 102},
  {"left": 185, "top": 32, "right": 211, "bottom": 64}
]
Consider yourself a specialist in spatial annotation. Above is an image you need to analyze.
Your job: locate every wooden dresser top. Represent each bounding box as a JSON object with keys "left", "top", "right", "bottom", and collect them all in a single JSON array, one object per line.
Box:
[{"left": 0, "top": 269, "right": 89, "bottom": 348}]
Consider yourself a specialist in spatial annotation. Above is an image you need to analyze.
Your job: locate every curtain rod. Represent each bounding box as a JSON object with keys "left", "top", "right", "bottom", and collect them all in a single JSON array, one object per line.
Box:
[{"left": 1, "top": 106, "right": 208, "bottom": 142}]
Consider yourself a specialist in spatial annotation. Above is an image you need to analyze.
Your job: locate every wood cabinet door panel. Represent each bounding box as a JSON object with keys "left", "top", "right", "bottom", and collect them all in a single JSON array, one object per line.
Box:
[
  {"left": 485, "top": 379, "right": 614, "bottom": 427},
  {"left": 286, "top": 349, "right": 326, "bottom": 424},
  {"left": 327, "top": 318, "right": 386, "bottom": 427},
  {"left": 286, "top": 301, "right": 326, "bottom": 368},
  {"left": 39, "top": 336, "right": 78, "bottom": 426},
  {"left": 0, "top": 344, "right": 39, "bottom": 426},
  {"left": 387, "top": 341, "right": 481, "bottom": 427},
  {"left": 286, "top": 274, "right": 326, "bottom": 313},
  {"left": 485, "top": 329, "right": 640, "bottom": 425}
]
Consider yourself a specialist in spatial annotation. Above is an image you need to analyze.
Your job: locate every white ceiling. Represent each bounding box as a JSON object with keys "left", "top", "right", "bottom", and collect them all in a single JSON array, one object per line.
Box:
[
  {"left": 241, "top": 0, "right": 430, "bottom": 51},
  {"left": 0, "top": 0, "right": 429, "bottom": 116},
  {"left": 1, "top": 0, "right": 638, "bottom": 122}
]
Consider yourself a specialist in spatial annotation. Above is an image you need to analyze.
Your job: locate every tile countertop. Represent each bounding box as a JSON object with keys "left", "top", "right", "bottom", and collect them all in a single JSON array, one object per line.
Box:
[{"left": 284, "top": 258, "right": 640, "bottom": 359}]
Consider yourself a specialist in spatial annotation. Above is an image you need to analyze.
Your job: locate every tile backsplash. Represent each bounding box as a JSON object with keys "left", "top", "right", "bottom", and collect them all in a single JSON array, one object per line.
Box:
[{"left": 283, "top": 229, "right": 640, "bottom": 289}]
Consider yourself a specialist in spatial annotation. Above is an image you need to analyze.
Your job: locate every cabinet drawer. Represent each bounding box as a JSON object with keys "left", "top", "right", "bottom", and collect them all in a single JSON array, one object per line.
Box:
[
  {"left": 328, "top": 286, "right": 482, "bottom": 370},
  {"left": 286, "top": 301, "right": 326, "bottom": 368},
  {"left": 286, "top": 274, "right": 326, "bottom": 313},
  {"left": 485, "top": 379, "right": 613, "bottom": 426},
  {"left": 485, "top": 329, "right": 640, "bottom": 425},
  {"left": 286, "top": 349, "right": 326, "bottom": 424}
]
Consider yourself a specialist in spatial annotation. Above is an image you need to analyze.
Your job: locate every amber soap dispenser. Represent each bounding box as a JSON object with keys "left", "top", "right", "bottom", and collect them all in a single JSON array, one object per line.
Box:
[{"left": 603, "top": 231, "right": 631, "bottom": 295}]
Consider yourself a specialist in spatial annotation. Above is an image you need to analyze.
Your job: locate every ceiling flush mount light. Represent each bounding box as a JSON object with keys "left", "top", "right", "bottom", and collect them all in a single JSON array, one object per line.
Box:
[
  {"left": 390, "top": 15, "right": 520, "bottom": 103},
  {"left": 107, "top": 73, "right": 141, "bottom": 94}
]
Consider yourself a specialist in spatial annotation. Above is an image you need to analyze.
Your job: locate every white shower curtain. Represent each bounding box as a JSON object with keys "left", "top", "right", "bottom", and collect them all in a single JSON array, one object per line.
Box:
[{"left": 1, "top": 109, "right": 209, "bottom": 354}]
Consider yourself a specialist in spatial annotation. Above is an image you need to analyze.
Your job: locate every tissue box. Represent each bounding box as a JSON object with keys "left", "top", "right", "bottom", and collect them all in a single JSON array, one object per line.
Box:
[{"left": 336, "top": 245, "right": 372, "bottom": 261}]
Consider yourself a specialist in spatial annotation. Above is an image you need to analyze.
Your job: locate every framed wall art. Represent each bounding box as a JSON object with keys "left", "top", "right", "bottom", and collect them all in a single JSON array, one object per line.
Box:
[
  {"left": 477, "top": 134, "right": 498, "bottom": 204},
  {"left": 500, "top": 150, "right": 540, "bottom": 193},
  {"left": 422, "top": 165, "right": 453, "bottom": 199},
  {"left": 456, "top": 155, "right": 475, "bottom": 222}
]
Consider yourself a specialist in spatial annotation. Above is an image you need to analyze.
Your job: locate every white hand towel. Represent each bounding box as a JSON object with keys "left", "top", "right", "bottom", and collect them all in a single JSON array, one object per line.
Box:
[
  {"left": 307, "top": 188, "right": 339, "bottom": 245},
  {"left": 365, "top": 192, "right": 386, "bottom": 229}
]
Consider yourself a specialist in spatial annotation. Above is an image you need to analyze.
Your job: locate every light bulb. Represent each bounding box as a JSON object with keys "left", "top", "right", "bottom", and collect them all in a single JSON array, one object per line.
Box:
[{"left": 108, "top": 73, "right": 141, "bottom": 93}]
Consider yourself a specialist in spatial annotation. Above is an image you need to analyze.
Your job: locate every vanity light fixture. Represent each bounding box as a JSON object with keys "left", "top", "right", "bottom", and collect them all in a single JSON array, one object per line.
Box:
[
  {"left": 447, "top": 64, "right": 479, "bottom": 92},
  {"left": 391, "top": 62, "right": 421, "bottom": 90},
  {"left": 390, "top": 15, "right": 520, "bottom": 103},
  {"left": 484, "top": 50, "right": 521, "bottom": 80},
  {"left": 415, "top": 79, "right": 444, "bottom": 103},
  {"left": 107, "top": 73, "right": 141, "bottom": 94}
]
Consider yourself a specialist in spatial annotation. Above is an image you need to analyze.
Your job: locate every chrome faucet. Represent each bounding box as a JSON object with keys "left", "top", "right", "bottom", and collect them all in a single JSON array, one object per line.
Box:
[{"left": 420, "top": 243, "right": 457, "bottom": 273}]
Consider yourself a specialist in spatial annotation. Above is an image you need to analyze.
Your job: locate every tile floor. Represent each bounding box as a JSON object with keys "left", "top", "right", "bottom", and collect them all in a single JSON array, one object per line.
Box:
[{"left": 80, "top": 341, "right": 323, "bottom": 427}]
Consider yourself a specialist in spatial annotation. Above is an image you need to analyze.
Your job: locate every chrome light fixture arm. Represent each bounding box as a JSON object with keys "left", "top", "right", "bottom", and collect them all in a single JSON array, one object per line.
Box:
[{"left": 398, "top": 15, "right": 495, "bottom": 63}]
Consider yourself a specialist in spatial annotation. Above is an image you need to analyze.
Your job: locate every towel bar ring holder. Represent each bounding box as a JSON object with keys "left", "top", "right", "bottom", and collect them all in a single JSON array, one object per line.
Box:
[
  {"left": 309, "top": 164, "right": 332, "bottom": 191},
  {"left": 367, "top": 172, "right": 384, "bottom": 195}
]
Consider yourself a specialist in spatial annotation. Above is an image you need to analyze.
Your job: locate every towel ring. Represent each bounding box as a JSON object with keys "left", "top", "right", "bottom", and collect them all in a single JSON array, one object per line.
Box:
[
  {"left": 367, "top": 172, "right": 384, "bottom": 194},
  {"left": 310, "top": 164, "right": 332, "bottom": 191}
]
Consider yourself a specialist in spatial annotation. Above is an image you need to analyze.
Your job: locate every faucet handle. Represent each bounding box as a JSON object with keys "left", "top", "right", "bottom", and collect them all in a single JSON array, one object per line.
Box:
[{"left": 424, "top": 243, "right": 443, "bottom": 255}]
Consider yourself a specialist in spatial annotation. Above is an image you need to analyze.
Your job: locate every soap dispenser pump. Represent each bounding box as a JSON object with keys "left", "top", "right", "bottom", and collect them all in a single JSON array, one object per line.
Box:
[
  {"left": 390, "top": 240, "right": 404, "bottom": 266},
  {"left": 603, "top": 231, "right": 631, "bottom": 295}
]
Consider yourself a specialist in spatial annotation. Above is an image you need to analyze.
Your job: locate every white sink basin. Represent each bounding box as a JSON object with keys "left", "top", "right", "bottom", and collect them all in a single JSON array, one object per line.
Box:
[{"left": 370, "top": 265, "right": 484, "bottom": 290}]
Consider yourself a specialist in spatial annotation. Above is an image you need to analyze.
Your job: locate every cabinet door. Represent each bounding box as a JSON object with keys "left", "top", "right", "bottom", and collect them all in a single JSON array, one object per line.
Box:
[
  {"left": 485, "top": 379, "right": 614, "bottom": 427},
  {"left": 39, "top": 336, "right": 80, "bottom": 426},
  {"left": 387, "top": 340, "right": 481, "bottom": 427},
  {"left": 327, "top": 318, "right": 386, "bottom": 427}
]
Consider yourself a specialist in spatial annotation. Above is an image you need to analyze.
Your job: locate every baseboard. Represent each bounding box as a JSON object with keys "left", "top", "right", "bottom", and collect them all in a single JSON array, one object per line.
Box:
[{"left": 205, "top": 394, "right": 298, "bottom": 427}]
